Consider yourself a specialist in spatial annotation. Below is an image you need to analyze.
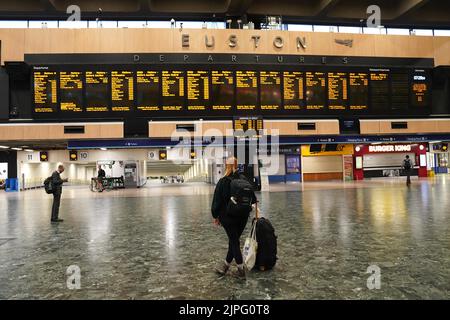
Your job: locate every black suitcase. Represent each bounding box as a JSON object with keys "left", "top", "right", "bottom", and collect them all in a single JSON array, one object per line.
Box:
[{"left": 254, "top": 217, "right": 278, "bottom": 271}]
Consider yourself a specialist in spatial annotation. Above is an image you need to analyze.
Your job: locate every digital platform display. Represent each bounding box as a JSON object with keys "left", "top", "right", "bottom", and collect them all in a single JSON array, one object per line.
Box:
[
  {"left": 210, "top": 70, "right": 234, "bottom": 112},
  {"left": 328, "top": 72, "right": 348, "bottom": 111},
  {"left": 411, "top": 70, "right": 430, "bottom": 108},
  {"left": 283, "top": 71, "right": 305, "bottom": 111},
  {"left": 32, "top": 63, "right": 432, "bottom": 119},
  {"left": 136, "top": 70, "right": 160, "bottom": 112},
  {"left": 161, "top": 70, "right": 185, "bottom": 111},
  {"left": 236, "top": 70, "right": 258, "bottom": 111},
  {"left": 85, "top": 71, "right": 109, "bottom": 112},
  {"left": 187, "top": 70, "right": 209, "bottom": 112},
  {"left": 391, "top": 73, "right": 409, "bottom": 111},
  {"left": 305, "top": 72, "right": 326, "bottom": 110},
  {"left": 259, "top": 71, "right": 281, "bottom": 111},
  {"left": 34, "top": 71, "right": 58, "bottom": 113},
  {"left": 370, "top": 70, "right": 390, "bottom": 112},
  {"left": 111, "top": 70, "right": 134, "bottom": 112},
  {"left": 349, "top": 73, "right": 369, "bottom": 111},
  {"left": 59, "top": 71, "right": 83, "bottom": 113}
]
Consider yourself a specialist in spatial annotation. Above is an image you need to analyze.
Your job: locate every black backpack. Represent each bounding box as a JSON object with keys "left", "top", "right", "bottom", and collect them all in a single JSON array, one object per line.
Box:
[
  {"left": 404, "top": 159, "right": 412, "bottom": 170},
  {"left": 44, "top": 177, "right": 54, "bottom": 194},
  {"left": 226, "top": 175, "right": 254, "bottom": 217},
  {"left": 254, "top": 217, "right": 278, "bottom": 271}
]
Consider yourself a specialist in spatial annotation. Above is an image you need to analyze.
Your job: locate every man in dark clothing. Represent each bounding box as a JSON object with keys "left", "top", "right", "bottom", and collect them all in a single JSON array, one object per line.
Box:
[
  {"left": 211, "top": 158, "right": 257, "bottom": 279},
  {"left": 97, "top": 165, "right": 106, "bottom": 192},
  {"left": 51, "top": 164, "right": 68, "bottom": 223},
  {"left": 403, "top": 155, "right": 412, "bottom": 186}
]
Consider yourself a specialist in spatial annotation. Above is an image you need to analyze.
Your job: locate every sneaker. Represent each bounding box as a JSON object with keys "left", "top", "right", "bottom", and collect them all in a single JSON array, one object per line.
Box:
[
  {"left": 215, "top": 261, "right": 230, "bottom": 275},
  {"left": 51, "top": 219, "right": 64, "bottom": 223}
]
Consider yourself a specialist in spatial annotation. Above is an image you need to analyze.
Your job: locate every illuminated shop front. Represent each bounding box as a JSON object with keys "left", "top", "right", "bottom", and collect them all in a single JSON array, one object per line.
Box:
[{"left": 353, "top": 143, "right": 428, "bottom": 180}]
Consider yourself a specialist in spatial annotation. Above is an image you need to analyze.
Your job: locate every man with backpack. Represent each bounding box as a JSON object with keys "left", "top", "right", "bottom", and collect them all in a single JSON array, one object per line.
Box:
[
  {"left": 403, "top": 155, "right": 412, "bottom": 186},
  {"left": 50, "top": 164, "right": 68, "bottom": 223}
]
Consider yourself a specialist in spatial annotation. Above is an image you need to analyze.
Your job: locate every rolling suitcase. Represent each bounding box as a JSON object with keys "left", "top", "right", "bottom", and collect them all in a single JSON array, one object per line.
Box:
[{"left": 253, "top": 203, "right": 278, "bottom": 271}]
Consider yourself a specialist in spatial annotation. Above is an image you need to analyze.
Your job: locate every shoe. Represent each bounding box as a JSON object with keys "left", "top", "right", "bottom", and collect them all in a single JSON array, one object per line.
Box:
[
  {"left": 215, "top": 261, "right": 230, "bottom": 275},
  {"left": 232, "top": 265, "right": 247, "bottom": 279},
  {"left": 51, "top": 219, "right": 64, "bottom": 223}
]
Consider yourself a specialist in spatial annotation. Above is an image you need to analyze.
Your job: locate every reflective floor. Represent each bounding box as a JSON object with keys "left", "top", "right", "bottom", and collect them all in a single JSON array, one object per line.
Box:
[{"left": 0, "top": 176, "right": 449, "bottom": 300}]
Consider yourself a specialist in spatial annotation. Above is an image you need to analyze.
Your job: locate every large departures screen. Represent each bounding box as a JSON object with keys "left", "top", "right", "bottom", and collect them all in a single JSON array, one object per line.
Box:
[
  {"left": 187, "top": 70, "right": 209, "bottom": 112},
  {"left": 34, "top": 70, "right": 58, "bottom": 113},
  {"left": 161, "top": 70, "right": 185, "bottom": 112},
  {"left": 60, "top": 71, "right": 83, "bottom": 113},
  {"left": 31, "top": 62, "right": 432, "bottom": 119},
  {"left": 85, "top": 71, "right": 109, "bottom": 112},
  {"left": 136, "top": 70, "right": 160, "bottom": 112},
  {"left": 283, "top": 71, "right": 305, "bottom": 111},
  {"left": 236, "top": 70, "right": 258, "bottom": 112},
  {"left": 305, "top": 72, "right": 326, "bottom": 110},
  {"left": 111, "top": 70, "right": 134, "bottom": 112},
  {"left": 210, "top": 70, "right": 234, "bottom": 113}
]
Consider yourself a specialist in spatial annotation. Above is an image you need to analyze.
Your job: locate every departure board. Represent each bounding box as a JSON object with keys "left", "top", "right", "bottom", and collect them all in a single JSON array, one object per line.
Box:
[
  {"left": 391, "top": 73, "right": 409, "bottom": 111},
  {"left": 411, "top": 71, "right": 429, "bottom": 108},
  {"left": 111, "top": 71, "right": 134, "bottom": 112},
  {"left": 328, "top": 72, "right": 348, "bottom": 110},
  {"left": 210, "top": 70, "right": 234, "bottom": 112},
  {"left": 34, "top": 71, "right": 58, "bottom": 113},
  {"left": 136, "top": 70, "right": 160, "bottom": 112},
  {"left": 187, "top": 70, "right": 209, "bottom": 111},
  {"left": 260, "top": 71, "right": 281, "bottom": 111},
  {"left": 305, "top": 72, "right": 326, "bottom": 110},
  {"left": 60, "top": 71, "right": 83, "bottom": 112},
  {"left": 236, "top": 71, "right": 258, "bottom": 111},
  {"left": 370, "top": 70, "right": 390, "bottom": 112},
  {"left": 85, "top": 71, "right": 109, "bottom": 112},
  {"left": 161, "top": 70, "right": 185, "bottom": 111},
  {"left": 233, "top": 116, "right": 263, "bottom": 132},
  {"left": 283, "top": 71, "right": 305, "bottom": 111},
  {"left": 349, "top": 73, "right": 369, "bottom": 111}
]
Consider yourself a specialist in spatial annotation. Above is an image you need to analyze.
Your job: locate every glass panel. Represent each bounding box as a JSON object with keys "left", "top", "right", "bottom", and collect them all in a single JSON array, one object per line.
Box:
[
  {"left": 434, "top": 30, "right": 450, "bottom": 37},
  {"left": 58, "top": 20, "right": 88, "bottom": 28},
  {"left": 363, "top": 27, "right": 387, "bottom": 35},
  {"left": 0, "top": 21, "right": 28, "bottom": 28},
  {"left": 287, "top": 24, "right": 313, "bottom": 32},
  {"left": 28, "top": 21, "right": 58, "bottom": 28},
  {"left": 339, "top": 26, "right": 362, "bottom": 34},
  {"left": 387, "top": 28, "right": 410, "bottom": 35}
]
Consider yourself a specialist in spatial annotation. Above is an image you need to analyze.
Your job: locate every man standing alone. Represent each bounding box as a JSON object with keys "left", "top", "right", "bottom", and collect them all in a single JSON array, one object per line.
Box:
[
  {"left": 403, "top": 155, "right": 412, "bottom": 186},
  {"left": 51, "top": 164, "right": 68, "bottom": 223}
]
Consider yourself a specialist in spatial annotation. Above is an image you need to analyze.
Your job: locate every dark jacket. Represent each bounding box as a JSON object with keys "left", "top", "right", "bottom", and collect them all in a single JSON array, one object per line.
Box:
[
  {"left": 51, "top": 170, "right": 64, "bottom": 195},
  {"left": 98, "top": 169, "right": 106, "bottom": 178},
  {"left": 211, "top": 172, "right": 256, "bottom": 219}
]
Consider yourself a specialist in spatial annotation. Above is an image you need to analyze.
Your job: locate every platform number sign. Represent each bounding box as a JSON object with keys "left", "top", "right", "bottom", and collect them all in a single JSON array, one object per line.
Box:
[
  {"left": 69, "top": 150, "right": 78, "bottom": 161},
  {"left": 80, "top": 152, "right": 88, "bottom": 161},
  {"left": 159, "top": 150, "right": 167, "bottom": 160},
  {"left": 40, "top": 151, "right": 49, "bottom": 162}
]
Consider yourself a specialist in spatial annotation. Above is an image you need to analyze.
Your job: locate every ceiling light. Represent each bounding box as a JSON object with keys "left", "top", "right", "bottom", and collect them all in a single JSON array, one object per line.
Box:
[
  {"left": 100, "top": 148, "right": 107, "bottom": 151},
  {"left": 24, "top": 149, "right": 34, "bottom": 152},
  {"left": 11, "top": 148, "right": 23, "bottom": 151},
  {"left": 0, "top": 146, "right": 9, "bottom": 149}
]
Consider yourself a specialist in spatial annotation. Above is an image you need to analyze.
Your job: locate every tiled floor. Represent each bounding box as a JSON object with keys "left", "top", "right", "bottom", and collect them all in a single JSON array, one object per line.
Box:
[{"left": 0, "top": 176, "right": 449, "bottom": 299}]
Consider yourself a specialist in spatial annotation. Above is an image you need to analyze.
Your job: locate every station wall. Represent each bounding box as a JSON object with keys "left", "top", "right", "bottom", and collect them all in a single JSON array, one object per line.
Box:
[{"left": 0, "top": 29, "right": 450, "bottom": 66}]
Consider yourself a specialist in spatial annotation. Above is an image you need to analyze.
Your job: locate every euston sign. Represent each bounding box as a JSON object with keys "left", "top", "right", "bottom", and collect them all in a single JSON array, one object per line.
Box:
[
  {"left": 181, "top": 34, "right": 307, "bottom": 51},
  {"left": 368, "top": 145, "right": 412, "bottom": 153}
]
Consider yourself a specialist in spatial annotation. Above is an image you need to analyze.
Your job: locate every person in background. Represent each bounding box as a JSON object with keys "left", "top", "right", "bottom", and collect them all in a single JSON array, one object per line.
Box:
[
  {"left": 51, "top": 164, "right": 68, "bottom": 223},
  {"left": 403, "top": 155, "right": 413, "bottom": 186},
  {"left": 97, "top": 165, "right": 106, "bottom": 192},
  {"left": 211, "top": 157, "right": 256, "bottom": 279}
]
